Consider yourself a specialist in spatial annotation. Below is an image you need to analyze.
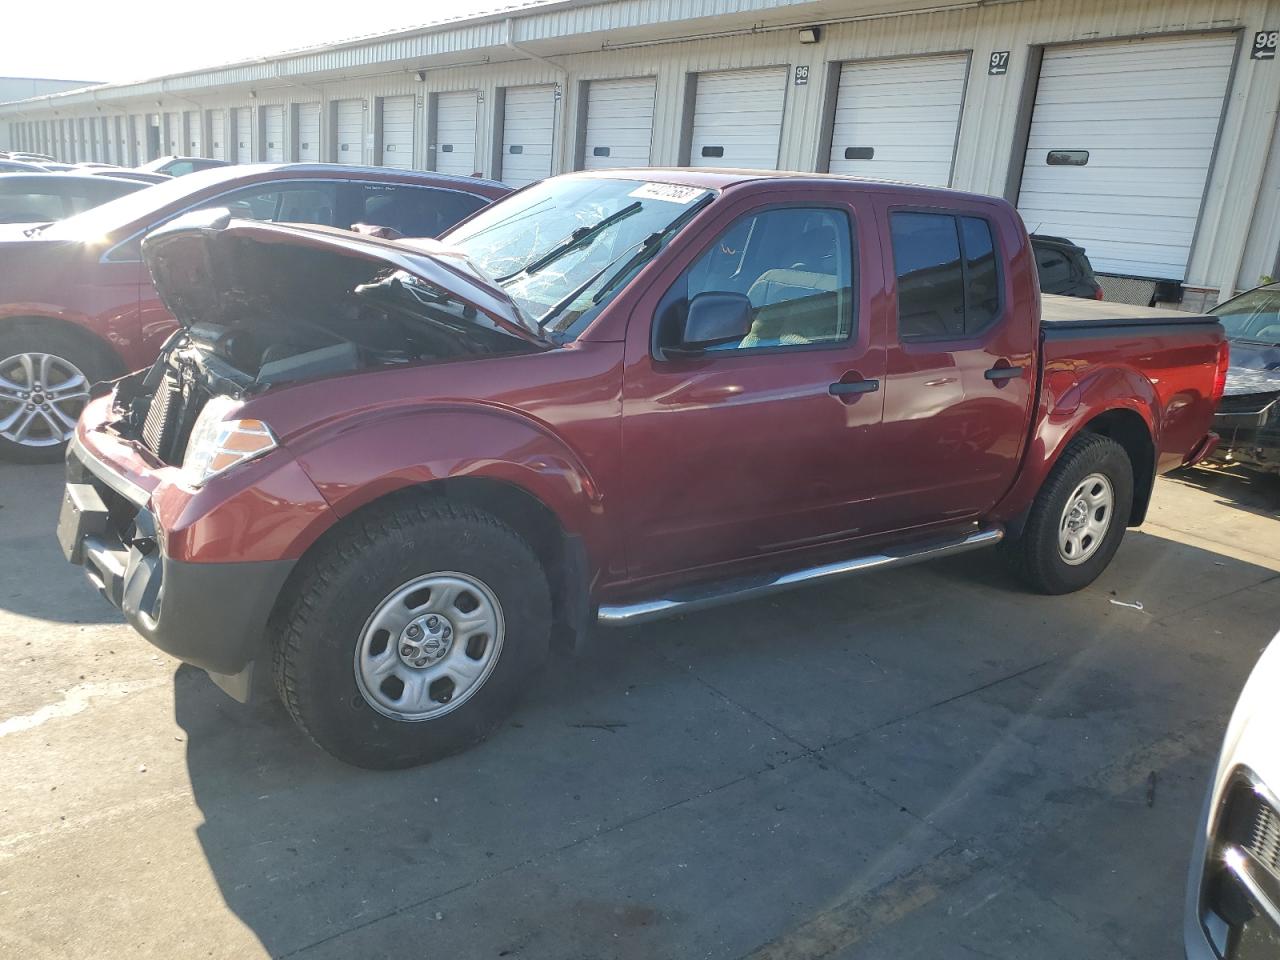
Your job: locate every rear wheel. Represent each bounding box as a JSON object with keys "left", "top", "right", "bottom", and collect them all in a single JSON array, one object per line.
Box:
[
  {"left": 272, "top": 498, "right": 552, "bottom": 769},
  {"left": 1005, "top": 433, "right": 1134, "bottom": 594},
  {"left": 0, "top": 328, "right": 109, "bottom": 463}
]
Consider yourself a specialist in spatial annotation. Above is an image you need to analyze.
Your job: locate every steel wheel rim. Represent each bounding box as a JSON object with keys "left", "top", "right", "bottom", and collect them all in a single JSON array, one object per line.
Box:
[
  {"left": 0, "top": 352, "right": 90, "bottom": 447},
  {"left": 354, "top": 571, "right": 505, "bottom": 721},
  {"left": 1057, "top": 472, "right": 1114, "bottom": 566}
]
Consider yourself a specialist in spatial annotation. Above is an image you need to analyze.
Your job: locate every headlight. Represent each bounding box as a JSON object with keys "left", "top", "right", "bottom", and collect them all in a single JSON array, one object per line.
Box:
[{"left": 181, "top": 395, "right": 278, "bottom": 487}]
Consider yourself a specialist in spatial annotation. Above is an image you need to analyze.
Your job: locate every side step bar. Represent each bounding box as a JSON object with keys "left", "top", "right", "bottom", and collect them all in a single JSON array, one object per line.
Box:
[{"left": 597, "top": 526, "right": 1004, "bottom": 627}]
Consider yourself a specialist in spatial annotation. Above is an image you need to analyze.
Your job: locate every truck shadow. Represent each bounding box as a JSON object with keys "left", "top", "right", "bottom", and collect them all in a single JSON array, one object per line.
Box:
[
  {"left": 1164, "top": 464, "right": 1280, "bottom": 519},
  {"left": 175, "top": 529, "right": 1277, "bottom": 959}
]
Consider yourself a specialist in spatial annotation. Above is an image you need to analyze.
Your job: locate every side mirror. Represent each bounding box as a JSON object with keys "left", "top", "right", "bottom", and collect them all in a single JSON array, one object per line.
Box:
[{"left": 671, "top": 291, "right": 752, "bottom": 356}]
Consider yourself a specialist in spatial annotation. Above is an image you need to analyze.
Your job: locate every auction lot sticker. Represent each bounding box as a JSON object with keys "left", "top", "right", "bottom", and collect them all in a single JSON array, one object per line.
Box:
[{"left": 630, "top": 183, "right": 710, "bottom": 204}]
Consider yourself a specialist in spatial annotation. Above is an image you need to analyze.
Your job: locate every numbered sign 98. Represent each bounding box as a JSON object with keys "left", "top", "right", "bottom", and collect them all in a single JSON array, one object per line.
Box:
[{"left": 1254, "top": 30, "right": 1278, "bottom": 60}]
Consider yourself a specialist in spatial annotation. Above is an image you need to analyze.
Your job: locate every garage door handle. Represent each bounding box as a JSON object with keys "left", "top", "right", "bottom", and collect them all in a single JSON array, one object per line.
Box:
[
  {"left": 984, "top": 366, "right": 1024, "bottom": 381},
  {"left": 829, "top": 379, "right": 880, "bottom": 396}
]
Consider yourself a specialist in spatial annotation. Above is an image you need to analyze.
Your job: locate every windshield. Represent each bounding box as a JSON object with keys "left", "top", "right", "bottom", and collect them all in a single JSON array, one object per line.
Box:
[
  {"left": 1212, "top": 285, "right": 1280, "bottom": 344},
  {"left": 443, "top": 177, "right": 713, "bottom": 337},
  {"left": 38, "top": 167, "right": 239, "bottom": 242}
]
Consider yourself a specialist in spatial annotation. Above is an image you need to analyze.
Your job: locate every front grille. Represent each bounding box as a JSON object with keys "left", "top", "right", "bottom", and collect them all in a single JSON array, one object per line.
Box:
[
  {"left": 141, "top": 374, "right": 182, "bottom": 457},
  {"left": 1237, "top": 789, "right": 1280, "bottom": 880},
  {"left": 1218, "top": 392, "right": 1279, "bottom": 417}
]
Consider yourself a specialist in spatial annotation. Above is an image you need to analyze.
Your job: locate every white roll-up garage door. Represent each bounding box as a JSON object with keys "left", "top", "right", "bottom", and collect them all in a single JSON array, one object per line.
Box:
[
  {"left": 501, "top": 85, "right": 556, "bottom": 187},
  {"left": 433, "top": 91, "right": 478, "bottom": 176},
  {"left": 297, "top": 103, "right": 320, "bottom": 162},
  {"left": 209, "top": 111, "right": 225, "bottom": 160},
  {"left": 185, "top": 111, "right": 202, "bottom": 157},
  {"left": 264, "top": 106, "right": 285, "bottom": 162},
  {"left": 1017, "top": 35, "right": 1235, "bottom": 280},
  {"left": 235, "top": 108, "right": 253, "bottom": 163},
  {"left": 380, "top": 95, "right": 415, "bottom": 169},
  {"left": 336, "top": 99, "right": 364, "bottom": 163},
  {"left": 583, "top": 77, "right": 656, "bottom": 170},
  {"left": 827, "top": 54, "right": 967, "bottom": 186},
  {"left": 132, "top": 116, "right": 147, "bottom": 163},
  {"left": 690, "top": 68, "right": 787, "bottom": 170},
  {"left": 165, "top": 112, "right": 181, "bottom": 155}
]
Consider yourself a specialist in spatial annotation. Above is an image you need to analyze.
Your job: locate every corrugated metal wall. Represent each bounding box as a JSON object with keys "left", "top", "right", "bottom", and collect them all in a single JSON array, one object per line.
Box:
[{"left": 7, "top": 0, "right": 1280, "bottom": 297}]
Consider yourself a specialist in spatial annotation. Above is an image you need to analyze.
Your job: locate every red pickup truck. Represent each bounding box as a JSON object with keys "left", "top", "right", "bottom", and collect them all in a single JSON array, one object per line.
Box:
[{"left": 57, "top": 170, "right": 1227, "bottom": 768}]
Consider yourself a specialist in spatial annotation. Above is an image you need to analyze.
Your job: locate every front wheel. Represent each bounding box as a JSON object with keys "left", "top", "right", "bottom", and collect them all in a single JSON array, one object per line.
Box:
[
  {"left": 1004, "top": 433, "right": 1134, "bottom": 594},
  {"left": 271, "top": 498, "right": 552, "bottom": 769}
]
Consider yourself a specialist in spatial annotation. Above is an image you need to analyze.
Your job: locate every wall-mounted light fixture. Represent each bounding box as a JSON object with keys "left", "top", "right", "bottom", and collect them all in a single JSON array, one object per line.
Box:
[
  {"left": 799, "top": 26, "right": 821, "bottom": 43},
  {"left": 416, "top": 70, "right": 428, "bottom": 82},
  {"left": 248, "top": 90, "right": 258, "bottom": 99}
]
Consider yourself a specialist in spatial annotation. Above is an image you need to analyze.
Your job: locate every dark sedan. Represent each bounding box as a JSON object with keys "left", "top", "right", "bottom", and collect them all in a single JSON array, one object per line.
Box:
[
  {"left": 1031, "top": 233, "right": 1105, "bottom": 300},
  {"left": 0, "top": 172, "right": 147, "bottom": 224},
  {"left": 0, "top": 163, "right": 509, "bottom": 460}
]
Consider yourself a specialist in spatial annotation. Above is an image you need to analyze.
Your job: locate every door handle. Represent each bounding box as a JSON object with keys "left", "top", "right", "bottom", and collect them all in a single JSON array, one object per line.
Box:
[
  {"left": 984, "top": 365, "right": 1024, "bottom": 382},
  {"left": 829, "top": 379, "right": 880, "bottom": 396}
]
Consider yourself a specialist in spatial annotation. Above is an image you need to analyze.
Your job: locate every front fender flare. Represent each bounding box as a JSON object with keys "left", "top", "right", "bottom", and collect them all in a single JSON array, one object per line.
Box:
[{"left": 287, "top": 403, "right": 611, "bottom": 561}]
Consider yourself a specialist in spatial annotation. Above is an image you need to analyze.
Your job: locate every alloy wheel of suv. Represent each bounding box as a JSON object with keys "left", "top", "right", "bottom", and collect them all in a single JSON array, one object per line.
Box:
[{"left": 0, "top": 351, "right": 92, "bottom": 453}]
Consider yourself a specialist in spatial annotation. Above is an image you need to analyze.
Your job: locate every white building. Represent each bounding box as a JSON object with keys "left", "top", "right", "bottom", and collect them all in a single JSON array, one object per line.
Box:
[{"left": 4, "top": 0, "right": 1279, "bottom": 308}]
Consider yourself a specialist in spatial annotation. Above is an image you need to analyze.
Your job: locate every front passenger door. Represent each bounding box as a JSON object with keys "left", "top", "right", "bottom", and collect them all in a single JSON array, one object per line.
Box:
[{"left": 621, "top": 197, "right": 887, "bottom": 579}]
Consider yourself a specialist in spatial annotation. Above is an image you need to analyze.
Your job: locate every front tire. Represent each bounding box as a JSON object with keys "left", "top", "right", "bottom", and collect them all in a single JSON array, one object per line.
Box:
[
  {"left": 1005, "top": 433, "right": 1134, "bottom": 594},
  {"left": 271, "top": 498, "right": 551, "bottom": 769}
]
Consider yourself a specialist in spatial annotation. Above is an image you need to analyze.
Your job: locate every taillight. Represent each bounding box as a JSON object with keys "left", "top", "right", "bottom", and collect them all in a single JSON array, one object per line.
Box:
[
  {"left": 1092, "top": 285, "right": 1105, "bottom": 300},
  {"left": 1212, "top": 339, "right": 1230, "bottom": 404}
]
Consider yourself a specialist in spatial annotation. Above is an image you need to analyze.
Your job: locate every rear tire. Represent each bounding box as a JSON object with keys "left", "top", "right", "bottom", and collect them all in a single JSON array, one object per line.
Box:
[
  {"left": 1005, "top": 433, "right": 1134, "bottom": 594},
  {"left": 271, "top": 497, "right": 552, "bottom": 769},
  {"left": 0, "top": 327, "right": 111, "bottom": 464}
]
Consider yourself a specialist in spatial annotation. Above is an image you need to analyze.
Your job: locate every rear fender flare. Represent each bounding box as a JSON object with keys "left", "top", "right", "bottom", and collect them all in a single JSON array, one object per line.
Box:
[{"left": 996, "top": 364, "right": 1158, "bottom": 528}]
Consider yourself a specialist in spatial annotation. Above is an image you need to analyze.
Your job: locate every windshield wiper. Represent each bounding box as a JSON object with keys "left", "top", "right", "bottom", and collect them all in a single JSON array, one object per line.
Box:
[
  {"left": 22, "top": 222, "right": 53, "bottom": 238},
  {"left": 534, "top": 232, "right": 663, "bottom": 330},
  {"left": 497, "top": 201, "right": 642, "bottom": 283}
]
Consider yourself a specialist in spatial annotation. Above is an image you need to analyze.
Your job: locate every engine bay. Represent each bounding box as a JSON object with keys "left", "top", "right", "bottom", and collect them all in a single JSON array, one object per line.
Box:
[{"left": 114, "top": 234, "right": 539, "bottom": 464}]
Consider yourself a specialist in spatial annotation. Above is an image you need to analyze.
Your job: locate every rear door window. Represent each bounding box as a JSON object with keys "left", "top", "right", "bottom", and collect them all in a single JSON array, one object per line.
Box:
[
  {"left": 890, "top": 211, "right": 1002, "bottom": 340},
  {"left": 0, "top": 190, "right": 65, "bottom": 223},
  {"left": 349, "top": 183, "right": 488, "bottom": 238},
  {"left": 212, "top": 182, "right": 340, "bottom": 226},
  {"left": 1035, "top": 248, "right": 1073, "bottom": 291}
]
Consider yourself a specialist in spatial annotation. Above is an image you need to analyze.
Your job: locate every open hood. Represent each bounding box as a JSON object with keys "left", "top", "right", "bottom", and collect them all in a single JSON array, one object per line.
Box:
[{"left": 141, "top": 209, "right": 548, "bottom": 346}]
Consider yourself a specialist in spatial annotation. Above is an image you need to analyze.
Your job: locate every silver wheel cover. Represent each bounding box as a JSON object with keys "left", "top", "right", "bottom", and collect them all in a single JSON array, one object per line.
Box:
[
  {"left": 354, "top": 571, "right": 505, "bottom": 721},
  {"left": 1057, "top": 472, "right": 1114, "bottom": 566}
]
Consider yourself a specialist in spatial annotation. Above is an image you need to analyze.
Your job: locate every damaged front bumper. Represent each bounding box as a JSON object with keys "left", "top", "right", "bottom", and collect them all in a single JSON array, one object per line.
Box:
[
  {"left": 58, "top": 434, "right": 295, "bottom": 701},
  {"left": 1210, "top": 391, "right": 1280, "bottom": 474}
]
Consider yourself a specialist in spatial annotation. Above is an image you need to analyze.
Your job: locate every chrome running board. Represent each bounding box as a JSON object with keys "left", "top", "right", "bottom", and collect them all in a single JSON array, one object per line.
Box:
[{"left": 597, "top": 526, "right": 1004, "bottom": 626}]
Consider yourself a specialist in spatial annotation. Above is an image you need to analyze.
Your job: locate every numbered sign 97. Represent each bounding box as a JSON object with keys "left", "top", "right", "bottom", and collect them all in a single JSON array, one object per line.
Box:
[
  {"left": 1254, "top": 30, "right": 1278, "bottom": 60},
  {"left": 988, "top": 51, "right": 1010, "bottom": 75}
]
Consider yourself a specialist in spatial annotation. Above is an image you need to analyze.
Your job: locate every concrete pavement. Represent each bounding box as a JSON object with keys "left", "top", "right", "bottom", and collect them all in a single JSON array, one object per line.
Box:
[{"left": 1, "top": 461, "right": 1277, "bottom": 959}]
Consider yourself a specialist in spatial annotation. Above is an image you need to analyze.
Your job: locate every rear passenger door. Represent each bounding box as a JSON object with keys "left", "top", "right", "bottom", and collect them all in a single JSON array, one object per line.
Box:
[
  {"left": 621, "top": 194, "right": 887, "bottom": 578},
  {"left": 874, "top": 204, "right": 1036, "bottom": 530}
]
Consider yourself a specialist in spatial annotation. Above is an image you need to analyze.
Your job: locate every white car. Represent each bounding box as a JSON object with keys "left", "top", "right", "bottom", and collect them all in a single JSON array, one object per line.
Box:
[{"left": 1185, "top": 630, "right": 1280, "bottom": 958}]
